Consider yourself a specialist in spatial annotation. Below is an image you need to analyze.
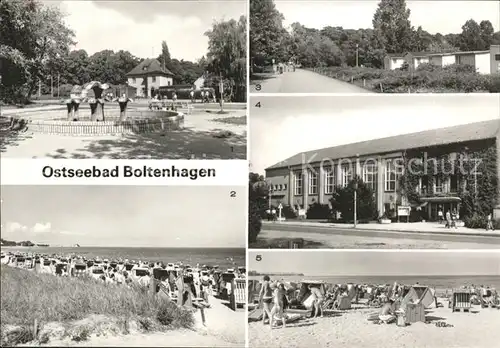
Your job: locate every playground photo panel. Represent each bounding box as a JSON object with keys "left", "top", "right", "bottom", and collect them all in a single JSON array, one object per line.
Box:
[
  {"left": 247, "top": 250, "right": 500, "bottom": 348},
  {"left": 0, "top": 185, "right": 246, "bottom": 347},
  {"left": 248, "top": 94, "right": 500, "bottom": 250},
  {"left": 1, "top": 0, "right": 247, "bottom": 160}
]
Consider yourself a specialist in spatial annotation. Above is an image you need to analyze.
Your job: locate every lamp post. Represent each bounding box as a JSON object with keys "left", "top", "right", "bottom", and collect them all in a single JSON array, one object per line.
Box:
[
  {"left": 353, "top": 181, "right": 358, "bottom": 228},
  {"left": 355, "top": 44, "right": 359, "bottom": 68}
]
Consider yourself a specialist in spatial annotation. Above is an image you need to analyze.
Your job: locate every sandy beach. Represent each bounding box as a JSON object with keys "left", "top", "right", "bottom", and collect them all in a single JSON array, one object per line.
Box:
[{"left": 248, "top": 299, "right": 500, "bottom": 348}]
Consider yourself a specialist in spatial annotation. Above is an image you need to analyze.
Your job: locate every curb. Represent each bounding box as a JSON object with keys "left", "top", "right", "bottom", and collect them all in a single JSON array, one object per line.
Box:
[{"left": 262, "top": 222, "right": 500, "bottom": 238}]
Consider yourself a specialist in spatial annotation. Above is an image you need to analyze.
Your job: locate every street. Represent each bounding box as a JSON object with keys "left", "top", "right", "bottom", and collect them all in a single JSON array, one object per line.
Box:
[
  {"left": 256, "top": 223, "right": 500, "bottom": 249},
  {"left": 250, "top": 69, "right": 370, "bottom": 93}
]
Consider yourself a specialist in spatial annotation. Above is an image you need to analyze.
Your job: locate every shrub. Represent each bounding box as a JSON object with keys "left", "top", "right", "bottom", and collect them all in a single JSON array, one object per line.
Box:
[
  {"left": 487, "top": 75, "right": 500, "bottom": 93},
  {"left": 464, "top": 213, "right": 486, "bottom": 229},
  {"left": 248, "top": 201, "right": 262, "bottom": 243},
  {"left": 306, "top": 203, "right": 331, "bottom": 220},
  {"left": 280, "top": 205, "right": 298, "bottom": 219}
]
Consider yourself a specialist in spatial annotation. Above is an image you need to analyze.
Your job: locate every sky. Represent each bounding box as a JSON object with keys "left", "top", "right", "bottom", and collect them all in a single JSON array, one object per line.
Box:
[
  {"left": 249, "top": 95, "right": 500, "bottom": 174},
  {"left": 275, "top": 0, "right": 500, "bottom": 33},
  {"left": 0, "top": 186, "right": 245, "bottom": 248},
  {"left": 41, "top": 0, "right": 246, "bottom": 61},
  {"left": 249, "top": 251, "right": 500, "bottom": 276}
]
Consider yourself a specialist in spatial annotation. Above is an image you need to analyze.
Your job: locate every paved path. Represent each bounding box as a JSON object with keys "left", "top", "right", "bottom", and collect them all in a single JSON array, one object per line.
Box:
[
  {"left": 260, "top": 222, "right": 500, "bottom": 249},
  {"left": 250, "top": 69, "right": 370, "bottom": 93}
]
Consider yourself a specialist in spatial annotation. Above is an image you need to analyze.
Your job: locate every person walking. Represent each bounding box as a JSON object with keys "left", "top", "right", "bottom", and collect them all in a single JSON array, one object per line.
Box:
[
  {"left": 445, "top": 210, "right": 451, "bottom": 228},
  {"left": 438, "top": 208, "right": 443, "bottom": 224},
  {"left": 270, "top": 283, "right": 288, "bottom": 329},
  {"left": 309, "top": 285, "right": 324, "bottom": 318},
  {"left": 451, "top": 209, "right": 458, "bottom": 229},
  {"left": 486, "top": 212, "right": 495, "bottom": 230},
  {"left": 259, "top": 275, "right": 274, "bottom": 326}
]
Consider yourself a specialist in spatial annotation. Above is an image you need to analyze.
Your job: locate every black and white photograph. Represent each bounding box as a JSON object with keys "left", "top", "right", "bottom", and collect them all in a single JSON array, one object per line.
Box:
[
  {"left": 1, "top": 0, "right": 247, "bottom": 159},
  {"left": 250, "top": 0, "right": 500, "bottom": 93},
  {"left": 247, "top": 250, "right": 500, "bottom": 348},
  {"left": 248, "top": 95, "right": 500, "bottom": 249},
  {"left": 0, "top": 186, "right": 246, "bottom": 347}
]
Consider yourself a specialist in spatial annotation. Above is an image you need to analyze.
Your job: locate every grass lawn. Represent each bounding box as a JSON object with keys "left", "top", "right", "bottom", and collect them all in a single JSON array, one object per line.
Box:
[
  {"left": 211, "top": 115, "right": 247, "bottom": 125},
  {"left": 0, "top": 266, "right": 194, "bottom": 346}
]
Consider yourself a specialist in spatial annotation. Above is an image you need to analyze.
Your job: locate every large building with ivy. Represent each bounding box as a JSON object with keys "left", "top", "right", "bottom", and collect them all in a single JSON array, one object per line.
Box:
[{"left": 265, "top": 119, "right": 500, "bottom": 221}]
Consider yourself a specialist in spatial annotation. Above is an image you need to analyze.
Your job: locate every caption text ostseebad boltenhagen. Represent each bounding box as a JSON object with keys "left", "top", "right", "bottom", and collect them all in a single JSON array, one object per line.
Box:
[{"left": 42, "top": 165, "right": 216, "bottom": 180}]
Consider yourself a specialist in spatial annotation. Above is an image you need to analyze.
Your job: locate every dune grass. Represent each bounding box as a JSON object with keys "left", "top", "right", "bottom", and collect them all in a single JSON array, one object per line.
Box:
[{"left": 0, "top": 266, "right": 194, "bottom": 345}]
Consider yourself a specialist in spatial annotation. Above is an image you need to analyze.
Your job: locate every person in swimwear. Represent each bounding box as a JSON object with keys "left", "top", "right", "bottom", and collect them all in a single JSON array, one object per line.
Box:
[
  {"left": 309, "top": 285, "right": 324, "bottom": 318},
  {"left": 258, "top": 275, "right": 274, "bottom": 326}
]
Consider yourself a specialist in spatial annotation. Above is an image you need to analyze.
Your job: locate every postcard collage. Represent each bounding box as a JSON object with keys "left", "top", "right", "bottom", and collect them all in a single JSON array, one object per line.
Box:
[{"left": 0, "top": 0, "right": 499, "bottom": 347}]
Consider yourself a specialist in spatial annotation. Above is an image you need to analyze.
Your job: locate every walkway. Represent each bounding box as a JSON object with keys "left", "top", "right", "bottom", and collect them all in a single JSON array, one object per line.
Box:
[{"left": 250, "top": 69, "right": 370, "bottom": 93}]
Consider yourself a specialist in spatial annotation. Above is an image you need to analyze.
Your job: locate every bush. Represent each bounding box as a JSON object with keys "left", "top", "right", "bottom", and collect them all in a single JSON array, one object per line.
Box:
[
  {"left": 306, "top": 203, "right": 331, "bottom": 220},
  {"left": 249, "top": 201, "right": 262, "bottom": 243},
  {"left": 278, "top": 205, "right": 298, "bottom": 219},
  {"left": 487, "top": 75, "right": 500, "bottom": 93},
  {"left": 464, "top": 213, "right": 487, "bottom": 229}
]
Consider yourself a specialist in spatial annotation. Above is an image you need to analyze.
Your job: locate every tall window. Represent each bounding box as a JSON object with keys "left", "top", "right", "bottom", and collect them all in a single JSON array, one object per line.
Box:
[
  {"left": 152, "top": 76, "right": 157, "bottom": 83},
  {"left": 294, "top": 172, "right": 303, "bottom": 196},
  {"left": 308, "top": 170, "right": 318, "bottom": 195},
  {"left": 341, "top": 165, "right": 352, "bottom": 187},
  {"left": 132, "top": 77, "right": 136, "bottom": 83},
  {"left": 363, "top": 163, "right": 377, "bottom": 191},
  {"left": 435, "top": 176, "right": 444, "bottom": 193},
  {"left": 385, "top": 160, "right": 396, "bottom": 191},
  {"left": 324, "top": 168, "right": 335, "bottom": 194}
]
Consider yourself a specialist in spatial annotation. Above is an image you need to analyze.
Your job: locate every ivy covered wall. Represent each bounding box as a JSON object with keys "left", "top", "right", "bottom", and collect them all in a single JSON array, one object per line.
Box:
[{"left": 398, "top": 139, "right": 498, "bottom": 227}]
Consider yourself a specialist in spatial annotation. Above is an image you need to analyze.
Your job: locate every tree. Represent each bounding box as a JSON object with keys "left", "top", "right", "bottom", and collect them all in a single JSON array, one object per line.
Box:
[
  {"left": 205, "top": 16, "right": 247, "bottom": 105},
  {"left": 250, "top": 0, "right": 290, "bottom": 66},
  {"left": 372, "top": 0, "right": 415, "bottom": 54},
  {"left": 159, "top": 40, "right": 172, "bottom": 71},
  {"left": 330, "top": 177, "right": 378, "bottom": 222},
  {"left": 0, "top": 0, "right": 75, "bottom": 103},
  {"left": 248, "top": 172, "right": 268, "bottom": 243},
  {"left": 479, "top": 20, "right": 495, "bottom": 49},
  {"left": 459, "top": 19, "right": 485, "bottom": 51}
]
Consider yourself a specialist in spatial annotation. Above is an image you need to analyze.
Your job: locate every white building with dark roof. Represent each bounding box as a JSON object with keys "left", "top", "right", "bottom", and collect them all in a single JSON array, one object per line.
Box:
[{"left": 126, "top": 59, "right": 174, "bottom": 98}]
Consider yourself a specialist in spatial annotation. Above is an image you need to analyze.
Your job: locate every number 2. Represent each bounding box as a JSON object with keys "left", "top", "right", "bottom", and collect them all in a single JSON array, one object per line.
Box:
[{"left": 230, "top": 191, "right": 236, "bottom": 197}]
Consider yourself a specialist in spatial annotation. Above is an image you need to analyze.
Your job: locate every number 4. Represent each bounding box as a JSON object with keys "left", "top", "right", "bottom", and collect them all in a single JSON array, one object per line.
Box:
[{"left": 255, "top": 102, "right": 261, "bottom": 108}]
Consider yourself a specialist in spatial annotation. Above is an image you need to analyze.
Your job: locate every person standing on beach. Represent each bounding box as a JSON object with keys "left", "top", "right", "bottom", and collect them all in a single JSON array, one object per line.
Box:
[
  {"left": 309, "top": 285, "right": 324, "bottom": 318},
  {"left": 270, "top": 283, "right": 288, "bottom": 329},
  {"left": 259, "top": 275, "right": 274, "bottom": 326}
]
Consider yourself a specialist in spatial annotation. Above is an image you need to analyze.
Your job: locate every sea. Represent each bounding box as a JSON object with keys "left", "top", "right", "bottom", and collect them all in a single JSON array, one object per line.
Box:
[
  {"left": 1, "top": 247, "right": 245, "bottom": 269},
  {"left": 249, "top": 275, "right": 500, "bottom": 290}
]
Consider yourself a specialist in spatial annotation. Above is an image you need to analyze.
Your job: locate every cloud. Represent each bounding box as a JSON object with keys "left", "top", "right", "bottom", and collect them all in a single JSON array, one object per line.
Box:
[
  {"left": 32, "top": 222, "right": 52, "bottom": 233},
  {"left": 5, "top": 222, "right": 28, "bottom": 233},
  {"left": 59, "top": 230, "right": 85, "bottom": 236}
]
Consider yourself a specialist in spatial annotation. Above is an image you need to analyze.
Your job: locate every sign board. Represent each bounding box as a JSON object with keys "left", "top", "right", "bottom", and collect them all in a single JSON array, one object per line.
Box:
[
  {"left": 397, "top": 206, "right": 411, "bottom": 217},
  {"left": 278, "top": 203, "right": 283, "bottom": 209}
]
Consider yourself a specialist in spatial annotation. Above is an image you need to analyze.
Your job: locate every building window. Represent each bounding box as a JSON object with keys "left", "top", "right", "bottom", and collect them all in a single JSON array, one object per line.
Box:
[
  {"left": 363, "top": 163, "right": 377, "bottom": 191},
  {"left": 308, "top": 171, "right": 318, "bottom": 195},
  {"left": 450, "top": 175, "right": 458, "bottom": 192},
  {"left": 341, "top": 166, "right": 352, "bottom": 187},
  {"left": 152, "top": 76, "right": 156, "bottom": 83},
  {"left": 278, "top": 184, "right": 282, "bottom": 191},
  {"left": 283, "top": 184, "right": 287, "bottom": 191},
  {"left": 132, "top": 77, "right": 136, "bottom": 83},
  {"left": 385, "top": 161, "right": 396, "bottom": 191},
  {"left": 324, "top": 168, "right": 335, "bottom": 194},
  {"left": 168, "top": 81, "right": 171, "bottom": 86},
  {"left": 294, "top": 172, "right": 303, "bottom": 196},
  {"left": 495, "top": 54, "right": 500, "bottom": 61},
  {"left": 435, "top": 177, "right": 444, "bottom": 193}
]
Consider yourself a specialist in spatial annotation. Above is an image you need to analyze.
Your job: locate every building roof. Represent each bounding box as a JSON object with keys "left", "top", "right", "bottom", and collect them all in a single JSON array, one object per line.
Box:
[
  {"left": 387, "top": 49, "right": 491, "bottom": 59},
  {"left": 266, "top": 119, "right": 500, "bottom": 171},
  {"left": 126, "top": 59, "right": 174, "bottom": 77}
]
